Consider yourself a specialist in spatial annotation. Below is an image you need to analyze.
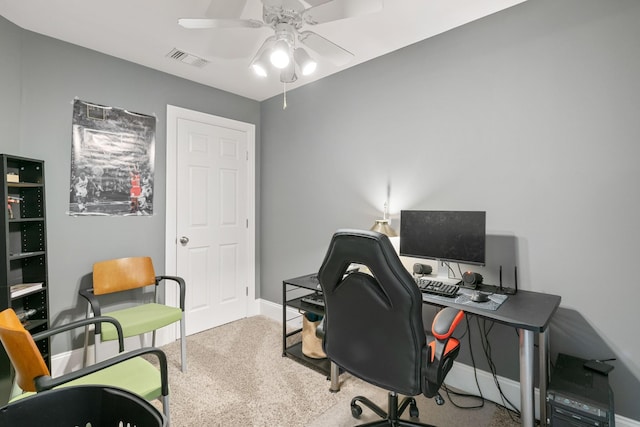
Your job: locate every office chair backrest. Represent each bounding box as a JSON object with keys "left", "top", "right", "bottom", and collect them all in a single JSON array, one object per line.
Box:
[
  {"left": 93, "top": 256, "right": 156, "bottom": 295},
  {"left": 318, "top": 229, "right": 426, "bottom": 396},
  {"left": 0, "top": 309, "right": 50, "bottom": 392}
]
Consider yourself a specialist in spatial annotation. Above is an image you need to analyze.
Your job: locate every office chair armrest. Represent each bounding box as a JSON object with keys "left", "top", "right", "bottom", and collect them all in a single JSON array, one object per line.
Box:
[
  {"left": 31, "top": 316, "right": 125, "bottom": 353},
  {"left": 34, "top": 347, "right": 169, "bottom": 396},
  {"left": 423, "top": 308, "right": 464, "bottom": 398},
  {"left": 155, "top": 275, "right": 186, "bottom": 311},
  {"left": 432, "top": 307, "right": 464, "bottom": 340}
]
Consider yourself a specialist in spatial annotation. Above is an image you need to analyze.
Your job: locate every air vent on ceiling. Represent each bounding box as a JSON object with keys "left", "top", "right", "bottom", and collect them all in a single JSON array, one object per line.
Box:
[{"left": 166, "top": 48, "right": 209, "bottom": 68}]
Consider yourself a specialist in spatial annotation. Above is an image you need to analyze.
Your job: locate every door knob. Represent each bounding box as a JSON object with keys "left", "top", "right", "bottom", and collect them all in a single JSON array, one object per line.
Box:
[{"left": 179, "top": 236, "right": 189, "bottom": 246}]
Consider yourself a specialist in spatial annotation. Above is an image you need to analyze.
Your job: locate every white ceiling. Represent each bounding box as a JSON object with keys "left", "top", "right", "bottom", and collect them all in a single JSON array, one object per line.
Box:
[{"left": 0, "top": 0, "right": 527, "bottom": 101}]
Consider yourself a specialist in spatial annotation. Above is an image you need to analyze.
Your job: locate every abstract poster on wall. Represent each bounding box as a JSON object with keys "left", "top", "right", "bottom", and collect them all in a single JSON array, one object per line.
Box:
[{"left": 68, "top": 99, "right": 156, "bottom": 216}]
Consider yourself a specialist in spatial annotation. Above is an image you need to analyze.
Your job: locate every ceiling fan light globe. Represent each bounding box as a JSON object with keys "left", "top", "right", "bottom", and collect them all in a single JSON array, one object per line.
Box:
[
  {"left": 294, "top": 48, "right": 317, "bottom": 76},
  {"left": 270, "top": 51, "right": 290, "bottom": 69},
  {"left": 270, "top": 40, "right": 291, "bottom": 69},
  {"left": 251, "top": 63, "right": 268, "bottom": 77},
  {"left": 250, "top": 49, "right": 271, "bottom": 77},
  {"left": 302, "top": 61, "right": 317, "bottom": 75}
]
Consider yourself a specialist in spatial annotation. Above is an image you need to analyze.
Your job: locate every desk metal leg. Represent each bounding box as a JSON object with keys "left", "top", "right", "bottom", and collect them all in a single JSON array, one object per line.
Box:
[
  {"left": 519, "top": 328, "right": 535, "bottom": 427},
  {"left": 282, "top": 282, "right": 287, "bottom": 356},
  {"left": 330, "top": 361, "right": 340, "bottom": 392},
  {"left": 539, "top": 330, "right": 549, "bottom": 427}
]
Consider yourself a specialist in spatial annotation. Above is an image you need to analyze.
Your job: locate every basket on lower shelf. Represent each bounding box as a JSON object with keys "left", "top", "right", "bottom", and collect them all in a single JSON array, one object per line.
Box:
[{"left": 0, "top": 385, "right": 166, "bottom": 426}]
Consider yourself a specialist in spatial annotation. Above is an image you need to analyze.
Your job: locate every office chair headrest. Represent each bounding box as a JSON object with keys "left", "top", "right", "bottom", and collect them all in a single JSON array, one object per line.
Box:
[{"left": 318, "top": 228, "right": 410, "bottom": 286}]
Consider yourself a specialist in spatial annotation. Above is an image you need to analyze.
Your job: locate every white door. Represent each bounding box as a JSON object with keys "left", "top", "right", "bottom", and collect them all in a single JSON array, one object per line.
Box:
[{"left": 165, "top": 106, "right": 256, "bottom": 339}]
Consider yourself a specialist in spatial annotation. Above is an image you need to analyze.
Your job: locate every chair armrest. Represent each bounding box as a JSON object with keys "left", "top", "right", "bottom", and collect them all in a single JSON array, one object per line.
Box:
[
  {"left": 32, "top": 316, "right": 124, "bottom": 353},
  {"left": 156, "top": 275, "right": 186, "bottom": 311},
  {"left": 79, "top": 288, "right": 105, "bottom": 333},
  {"left": 432, "top": 307, "right": 464, "bottom": 340},
  {"left": 423, "top": 308, "right": 464, "bottom": 398},
  {"left": 34, "top": 347, "right": 169, "bottom": 397}
]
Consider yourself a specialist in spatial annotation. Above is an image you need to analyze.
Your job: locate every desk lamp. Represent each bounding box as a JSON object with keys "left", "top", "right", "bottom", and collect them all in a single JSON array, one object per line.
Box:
[{"left": 370, "top": 202, "right": 397, "bottom": 237}]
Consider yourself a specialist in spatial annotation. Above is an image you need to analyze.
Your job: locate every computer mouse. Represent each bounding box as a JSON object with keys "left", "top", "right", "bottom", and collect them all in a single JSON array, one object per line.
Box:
[{"left": 471, "top": 291, "right": 490, "bottom": 303}]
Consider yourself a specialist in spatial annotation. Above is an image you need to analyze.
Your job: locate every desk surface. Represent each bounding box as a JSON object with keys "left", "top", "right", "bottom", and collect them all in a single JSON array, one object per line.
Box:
[
  {"left": 285, "top": 273, "right": 561, "bottom": 333},
  {"left": 423, "top": 288, "right": 560, "bottom": 332},
  {"left": 283, "top": 273, "right": 321, "bottom": 292}
]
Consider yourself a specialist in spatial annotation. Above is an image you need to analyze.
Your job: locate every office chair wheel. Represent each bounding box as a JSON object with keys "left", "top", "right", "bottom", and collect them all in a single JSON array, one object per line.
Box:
[
  {"left": 351, "top": 403, "right": 363, "bottom": 419},
  {"left": 434, "top": 393, "right": 445, "bottom": 406},
  {"left": 409, "top": 402, "right": 419, "bottom": 419}
]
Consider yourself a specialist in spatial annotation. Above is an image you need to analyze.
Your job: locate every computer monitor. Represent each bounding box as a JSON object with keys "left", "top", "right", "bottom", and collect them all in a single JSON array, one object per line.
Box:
[{"left": 400, "top": 210, "right": 486, "bottom": 280}]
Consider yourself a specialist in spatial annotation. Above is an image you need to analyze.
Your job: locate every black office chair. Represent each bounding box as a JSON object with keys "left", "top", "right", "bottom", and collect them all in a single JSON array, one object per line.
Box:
[{"left": 317, "top": 229, "right": 464, "bottom": 426}]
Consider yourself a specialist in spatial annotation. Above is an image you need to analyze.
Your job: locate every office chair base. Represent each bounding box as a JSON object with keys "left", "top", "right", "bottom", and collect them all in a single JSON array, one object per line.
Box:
[{"left": 350, "top": 392, "right": 436, "bottom": 427}]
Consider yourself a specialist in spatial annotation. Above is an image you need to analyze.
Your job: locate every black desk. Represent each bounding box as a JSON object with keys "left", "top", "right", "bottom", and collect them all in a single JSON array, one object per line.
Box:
[
  {"left": 283, "top": 274, "right": 560, "bottom": 427},
  {"left": 422, "top": 286, "right": 561, "bottom": 427}
]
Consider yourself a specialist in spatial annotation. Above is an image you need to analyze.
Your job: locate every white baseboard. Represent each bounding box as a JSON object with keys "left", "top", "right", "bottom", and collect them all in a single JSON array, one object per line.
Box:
[
  {"left": 248, "top": 297, "right": 262, "bottom": 317},
  {"left": 444, "top": 361, "right": 524, "bottom": 412},
  {"left": 260, "top": 297, "right": 303, "bottom": 328},
  {"left": 51, "top": 347, "right": 85, "bottom": 378},
  {"left": 51, "top": 334, "right": 149, "bottom": 377},
  {"left": 48, "top": 298, "right": 638, "bottom": 427}
]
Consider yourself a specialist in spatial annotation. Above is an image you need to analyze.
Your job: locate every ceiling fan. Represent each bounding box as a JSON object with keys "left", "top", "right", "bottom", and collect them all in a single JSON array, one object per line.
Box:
[{"left": 178, "top": 0, "right": 383, "bottom": 83}]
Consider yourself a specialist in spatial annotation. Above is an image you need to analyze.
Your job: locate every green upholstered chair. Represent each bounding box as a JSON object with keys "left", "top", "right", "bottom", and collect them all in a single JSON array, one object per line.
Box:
[
  {"left": 0, "top": 308, "right": 170, "bottom": 422},
  {"left": 79, "top": 256, "right": 187, "bottom": 372}
]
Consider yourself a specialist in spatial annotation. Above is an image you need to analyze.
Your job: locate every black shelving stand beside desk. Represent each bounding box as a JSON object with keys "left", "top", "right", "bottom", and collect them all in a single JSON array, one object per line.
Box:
[{"left": 282, "top": 273, "right": 340, "bottom": 391}]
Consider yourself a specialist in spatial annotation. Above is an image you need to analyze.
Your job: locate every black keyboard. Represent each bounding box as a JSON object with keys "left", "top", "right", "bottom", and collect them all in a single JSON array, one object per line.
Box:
[{"left": 415, "top": 277, "right": 460, "bottom": 298}]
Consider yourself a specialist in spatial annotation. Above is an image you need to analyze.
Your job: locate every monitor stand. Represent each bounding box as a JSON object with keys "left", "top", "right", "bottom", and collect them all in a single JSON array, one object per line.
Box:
[{"left": 434, "top": 260, "right": 462, "bottom": 286}]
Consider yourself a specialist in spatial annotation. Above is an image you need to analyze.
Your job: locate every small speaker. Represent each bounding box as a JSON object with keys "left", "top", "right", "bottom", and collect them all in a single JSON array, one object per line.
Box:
[
  {"left": 462, "top": 271, "right": 483, "bottom": 287},
  {"left": 412, "top": 263, "right": 432, "bottom": 275}
]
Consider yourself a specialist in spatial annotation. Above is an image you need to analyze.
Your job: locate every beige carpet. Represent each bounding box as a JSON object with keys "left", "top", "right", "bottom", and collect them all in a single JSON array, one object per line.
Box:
[{"left": 156, "top": 316, "right": 522, "bottom": 426}]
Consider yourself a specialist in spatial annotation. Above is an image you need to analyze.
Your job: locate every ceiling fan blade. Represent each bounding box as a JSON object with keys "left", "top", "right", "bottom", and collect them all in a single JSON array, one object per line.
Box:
[
  {"left": 298, "top": 31, "right": 353, "bottom": 66},
  {"left": 303, "top": 0, "right": 383, "bottom": 25},
  {"left": 261, "top": 0, "right": 283, "bottom": 7},
  {"left": 178, "top": 18, "right": 265, "bottom": 30},
  {"left": 262, "top": 0, "right": 307, "bottom": 12},
  {"left": 302, "top": 0, "right": 333, "bottom": 6},
  {"left": 261, "top": 0, "right": 292, "bottom": 7},
  {"left": 205, "top": 0, "right": 249, "bottom": 18}
]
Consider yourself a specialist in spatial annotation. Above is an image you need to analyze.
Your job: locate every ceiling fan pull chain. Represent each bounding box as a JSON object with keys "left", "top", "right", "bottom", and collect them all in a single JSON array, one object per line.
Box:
[{"left": 283, "top": 81, "right": 288, "bottom": 110}]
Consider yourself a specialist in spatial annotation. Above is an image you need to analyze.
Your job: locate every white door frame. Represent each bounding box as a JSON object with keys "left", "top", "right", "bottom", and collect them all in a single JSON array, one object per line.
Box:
[{"left": 163, "top": 105, "right": 258, "bottom": 344}]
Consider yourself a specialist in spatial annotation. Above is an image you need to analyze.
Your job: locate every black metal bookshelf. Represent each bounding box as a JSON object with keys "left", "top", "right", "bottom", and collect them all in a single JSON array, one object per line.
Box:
[{"left": 0, "top": 154, "right": 50, "bottom": 405}]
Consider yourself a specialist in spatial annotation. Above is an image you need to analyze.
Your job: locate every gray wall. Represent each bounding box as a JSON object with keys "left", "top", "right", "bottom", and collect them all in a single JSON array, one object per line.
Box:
[
  {"left": 260, "top": 0, "right": 640, "bottom": 420},
  {"left": 2, "top": 0, "right": 639, "bottom": 420},
  {"left": 0, "top": 16, "right": 21, "bottom": 152},
  {"left": 0, "top": 16, "right": 260, "bottom": 353}
]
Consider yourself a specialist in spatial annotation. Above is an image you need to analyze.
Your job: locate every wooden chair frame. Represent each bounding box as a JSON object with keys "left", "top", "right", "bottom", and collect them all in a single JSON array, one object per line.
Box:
[
  {"left": 79, "top": 256, "right": 186, "bottom": 372},
  {"left": 0, "top": 308, "right": 170, "bottom": 423}
]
